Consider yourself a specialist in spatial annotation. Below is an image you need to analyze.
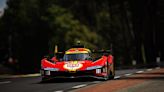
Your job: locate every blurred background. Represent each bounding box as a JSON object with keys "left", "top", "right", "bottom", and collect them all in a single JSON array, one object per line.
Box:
[{"left": 0, "top": 0, "right": 163, "bottom": 74}]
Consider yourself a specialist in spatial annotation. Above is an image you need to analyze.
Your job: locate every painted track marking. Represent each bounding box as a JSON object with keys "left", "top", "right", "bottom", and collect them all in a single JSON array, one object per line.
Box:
[
  {"left": 72, "top": 84, "right": 87, "bottom": 89},
  {"left": 136, "top": 71, "right": 144, "bottom": 73},
  {"left": 114, "top": 76, "right": 121, "bottom": 79},
  {"left": 92, "top": 81, "right": 101, "bottom": 84},
  {"left": 147, "top": 68, "right": 153, "bottom": 71},
  {"left": 54, "top": 90, "right": 63, "bottom": 92},
  {"left": 0, "top": 81, "right": 11, "bottom": 84},
  {"left": 124, "top": 73, "right": 133, "bottom": 76}
]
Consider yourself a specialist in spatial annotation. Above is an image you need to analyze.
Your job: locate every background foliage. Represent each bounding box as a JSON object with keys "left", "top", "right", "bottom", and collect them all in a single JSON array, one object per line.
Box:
[{"left": 0, "top": 0, "right": 163, "bottom": 73}]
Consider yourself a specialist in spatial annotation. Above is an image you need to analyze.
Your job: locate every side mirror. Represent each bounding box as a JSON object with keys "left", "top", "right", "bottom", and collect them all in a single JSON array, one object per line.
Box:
[
  {"left": 44, "top": 55, "right": 56, "bottom": 63},
  {"left": 44, "top": 55, "right": 52, "bottom": 61}
]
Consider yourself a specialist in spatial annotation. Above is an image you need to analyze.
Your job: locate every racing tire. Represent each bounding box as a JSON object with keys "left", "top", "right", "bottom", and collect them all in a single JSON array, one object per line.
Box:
[
  {"left": 102, "top": 62, "right": 109, "bottom": 81},
  {"left": 108, "top": 63, "right": 115, "bottom": 79},
  {"left": 41, "top": 77, "right": 50, "bottom": 83},
  {"left": 41, "top": 77, "right": 46, "bottom": 83},
  {"left": 108, "top": 71, "right": 114, "bottom": 79},
  {"left": 102, "top": 70, "right": 109, "bottom": 81}
]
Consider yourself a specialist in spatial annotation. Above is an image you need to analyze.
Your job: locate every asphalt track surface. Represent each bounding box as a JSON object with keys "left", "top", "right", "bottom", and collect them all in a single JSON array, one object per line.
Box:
[{"left": 0, "top": 67, "right": 161, "bottom": 92}]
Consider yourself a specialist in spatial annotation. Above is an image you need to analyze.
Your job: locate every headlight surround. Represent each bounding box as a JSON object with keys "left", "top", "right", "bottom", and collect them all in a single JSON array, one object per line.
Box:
[
  {"left": 86, "top": 65, "right": 103, "bottom": 70},
  {"left": 44, "top": 68, "right": 59, "bottom": 71}
]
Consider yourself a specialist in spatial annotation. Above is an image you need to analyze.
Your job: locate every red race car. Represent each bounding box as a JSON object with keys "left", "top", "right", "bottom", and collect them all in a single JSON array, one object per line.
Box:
[{"left": 40, "top": 45, "right": 115, "bottom": 81}]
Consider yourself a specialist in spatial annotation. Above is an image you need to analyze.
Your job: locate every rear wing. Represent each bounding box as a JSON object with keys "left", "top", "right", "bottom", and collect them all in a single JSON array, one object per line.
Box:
[
  {"left": 91, "top": 45, "right": 113, "bottom": 55},
  {"left": 91, "top": 50, "right": 112, "bottom": 56},
  {"left": 72, "top": 45, "right": 85, "bottom": 48},
  {"left": 92, "top": 50, "right": 111, "bottom": 53}
]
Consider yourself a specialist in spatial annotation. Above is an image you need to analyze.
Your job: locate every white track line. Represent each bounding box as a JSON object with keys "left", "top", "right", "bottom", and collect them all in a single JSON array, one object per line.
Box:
[
  {"left": 124, "top": 73, "right": 133, "bottom": 76},
  {"left": 92, "top": 81, "right": 101, "bottom": 84},
  {"left": 72, "top": 84, "right": 87, "bottom": 89},
  {"left": 0, "top": 81, "right": 11, "bottom": 84},
  {"left": 54, "top": 90, "right": 63, "bottom": 92},
  {"left": 114, "top": 76, "right": 121, "bottom": 79},
  {"left": 147, "top": 68, "right": 153, "bottom": 71},
  {"left": 136, "top": 71, "right": 144, "bottom": 73}
]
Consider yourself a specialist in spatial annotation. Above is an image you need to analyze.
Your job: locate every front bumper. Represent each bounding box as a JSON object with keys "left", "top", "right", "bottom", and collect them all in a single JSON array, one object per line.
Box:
[{"left": 40, "top": 69, "right": 106, "bottom": 79}]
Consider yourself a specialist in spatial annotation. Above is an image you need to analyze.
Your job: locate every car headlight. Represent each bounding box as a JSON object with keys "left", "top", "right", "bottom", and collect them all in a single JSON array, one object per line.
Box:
[
  {"left": 44, "top": 68, "right": 59, "bottom": 71},
  {"left": 86, "top": 65, "right": 103, "bottom": 70}
]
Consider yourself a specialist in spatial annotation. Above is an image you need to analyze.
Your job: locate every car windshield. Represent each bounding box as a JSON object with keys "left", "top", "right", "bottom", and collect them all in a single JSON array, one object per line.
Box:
[{"left": 63, "top": 53, "right": 89, "bottom": 61}]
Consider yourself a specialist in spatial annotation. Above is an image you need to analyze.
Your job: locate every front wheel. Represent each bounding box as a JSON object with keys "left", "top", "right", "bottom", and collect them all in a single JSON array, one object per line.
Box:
[
  {"left": 41, "top": 76, "right": 51, "bottom": 83},
  {"left": 102, "top": 62, "right": 109, "bottom": 81},
  {"left": 41, "top": 77, "right": 47, "bottom": 83},
  {"left": 103, "top": 75, "right": 109, "bottom": 81},
  {"left": 108, "top": 71, "right": 114, "bottom": 79}
]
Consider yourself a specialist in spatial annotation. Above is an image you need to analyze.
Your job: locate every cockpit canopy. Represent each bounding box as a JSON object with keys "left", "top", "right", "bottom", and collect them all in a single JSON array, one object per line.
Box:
[{"left": 63, "top": 53, "right": 90, "bottom": 61}]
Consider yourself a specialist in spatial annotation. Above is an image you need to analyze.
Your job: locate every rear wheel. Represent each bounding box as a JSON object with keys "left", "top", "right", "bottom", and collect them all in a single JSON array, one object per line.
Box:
[
  {"left": 109, "top": 71, "right": 114, "bottom": 79},
  {"left": 109, "top": 63, "right": 115, "bottom": 79}
]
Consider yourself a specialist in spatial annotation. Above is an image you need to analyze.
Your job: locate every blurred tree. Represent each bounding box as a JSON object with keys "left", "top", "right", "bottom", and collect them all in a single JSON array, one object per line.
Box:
[
  {"left": 128, "top": 0, "right": 158, "bottom": 66},
  {"left": 0, "top": 0, "right": 162, "bottom": 73},
  {"left": 0, "top": 0, "right": 50, "bottom": 73},
  {"left": 42, "top": 4, "right": 103, "bottom": 51}
]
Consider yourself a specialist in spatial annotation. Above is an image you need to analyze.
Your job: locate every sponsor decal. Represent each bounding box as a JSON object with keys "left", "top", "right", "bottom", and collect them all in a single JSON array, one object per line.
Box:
[{"left": 63, "top": 61, "right": 83, "bottom": 71}]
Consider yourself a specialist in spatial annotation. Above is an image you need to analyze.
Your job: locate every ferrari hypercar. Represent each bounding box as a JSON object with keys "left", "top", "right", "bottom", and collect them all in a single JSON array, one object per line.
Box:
[{"left": 40, "top": 45, "right": 115, "bottom": 81}]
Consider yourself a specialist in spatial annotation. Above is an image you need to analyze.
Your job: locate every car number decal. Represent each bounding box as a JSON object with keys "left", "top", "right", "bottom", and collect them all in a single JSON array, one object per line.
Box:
[{"left": 63, "top": 61, "right": 83, "bottom": 71}]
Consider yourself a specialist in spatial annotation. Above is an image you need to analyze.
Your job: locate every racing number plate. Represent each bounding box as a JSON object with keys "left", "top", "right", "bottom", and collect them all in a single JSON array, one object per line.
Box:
[{"left": 64, "top": 61, "right": 83, "bottom": 72}]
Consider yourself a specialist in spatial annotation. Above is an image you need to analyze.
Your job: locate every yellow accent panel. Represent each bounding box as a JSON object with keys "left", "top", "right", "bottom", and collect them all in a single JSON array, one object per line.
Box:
[
  {"left": 66, "top": 51, "right": 89, "bottom": 54},
  {"left": 66, "top": 48, "right": 91, "bottom": 54}
]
